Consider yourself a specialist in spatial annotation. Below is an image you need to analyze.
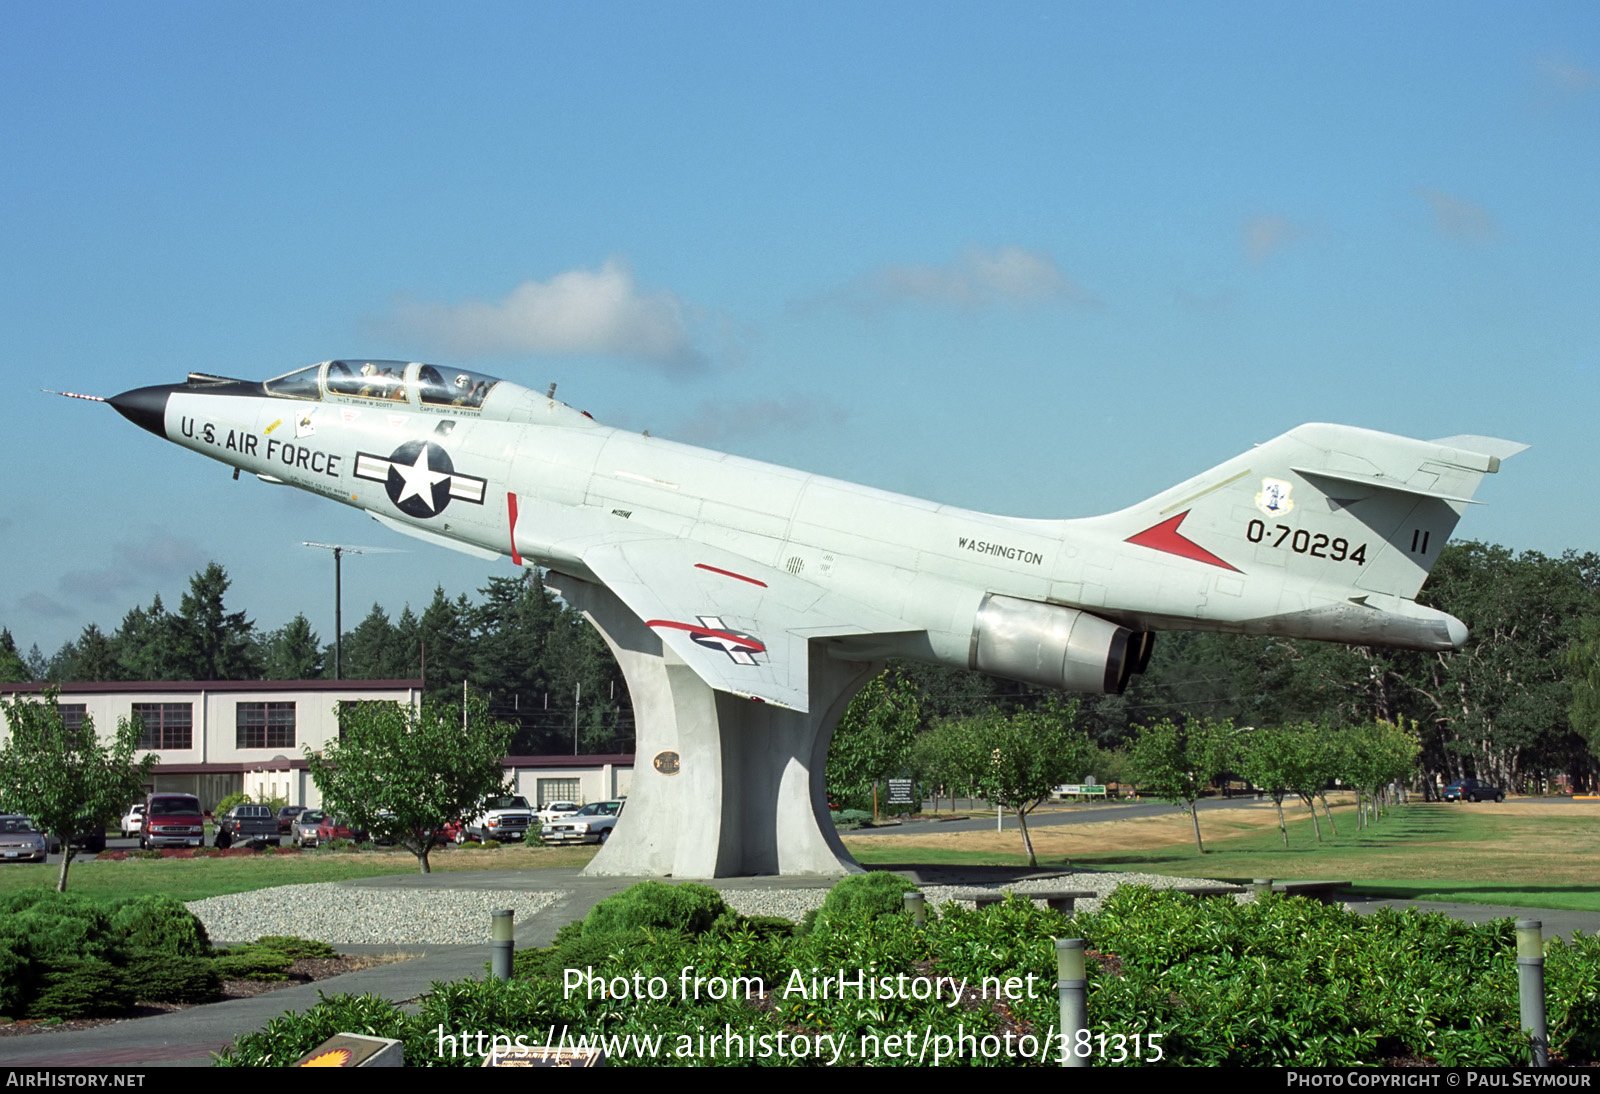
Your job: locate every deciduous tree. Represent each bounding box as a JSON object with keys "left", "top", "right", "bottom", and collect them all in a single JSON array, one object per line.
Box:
[
  {"left": 931, "top": 703, "right": 1095, "bottom": 866},
  {"left": 826, "top": 670, "right": 921, "bottom": 814},
  {"left": 305, "top": 694, "right": 513, "bottom": 873},
  {"left": 0, "top": 689, "right": 157, "bottom": 891},
  {"left": 1128, "top": 715, "right": 1236, "bottom": 853}
]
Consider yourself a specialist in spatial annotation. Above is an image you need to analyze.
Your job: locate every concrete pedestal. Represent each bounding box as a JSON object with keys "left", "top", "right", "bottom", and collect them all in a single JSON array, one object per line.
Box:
[{"left": 548, "top": 574, "right": 879, "bottom": 878}]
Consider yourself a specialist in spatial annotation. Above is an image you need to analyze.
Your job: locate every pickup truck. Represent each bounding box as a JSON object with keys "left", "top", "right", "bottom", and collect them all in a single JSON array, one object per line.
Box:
[
  {"left": 215, "top": 803, "right": 281, "bottom": 847},
  {"left": 456, "top": 795, "right": 537, "bottom": 843}
]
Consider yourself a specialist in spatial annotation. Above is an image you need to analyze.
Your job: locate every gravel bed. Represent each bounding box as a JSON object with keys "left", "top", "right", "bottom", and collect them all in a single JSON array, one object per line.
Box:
[
  {"left": 188, "top": 883, "right": 569, "bottom": 945},
  {"left": 719, "top": 871, "right": 1240, "bottom": 922},
  {"left": 188, "top": 871, "right": 1228, "bottom": 946}
]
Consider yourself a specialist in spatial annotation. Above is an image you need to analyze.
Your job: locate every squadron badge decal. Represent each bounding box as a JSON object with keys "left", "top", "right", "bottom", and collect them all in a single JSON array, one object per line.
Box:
[
  {"left": 1256, "top": 477, "right": 1295, "bottom": 517},
  {"left": 354, "top": 440, "right": 487, "bottom": 518}
]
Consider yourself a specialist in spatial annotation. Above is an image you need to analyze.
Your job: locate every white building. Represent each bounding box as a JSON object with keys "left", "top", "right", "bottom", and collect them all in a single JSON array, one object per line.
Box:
[{"left": 0, "top": 679, "right": 632, "bottom": 811}]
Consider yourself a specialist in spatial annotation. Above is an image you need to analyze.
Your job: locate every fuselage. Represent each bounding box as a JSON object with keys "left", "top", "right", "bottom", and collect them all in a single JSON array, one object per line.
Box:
[{"left": 110, "top": 359, "right": 1479, "bottom": 698}]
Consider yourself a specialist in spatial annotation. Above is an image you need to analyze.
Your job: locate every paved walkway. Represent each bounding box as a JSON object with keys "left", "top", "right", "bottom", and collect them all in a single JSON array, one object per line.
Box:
[{"left": 1, "top": 868, "right": 1594, "bottom": 1068}]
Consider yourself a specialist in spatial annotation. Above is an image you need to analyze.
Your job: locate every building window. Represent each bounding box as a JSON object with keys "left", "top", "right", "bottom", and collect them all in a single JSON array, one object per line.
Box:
[
  {"left": 58, "top": 704, "right": 87, "bottom": 745},
  {"left": 236, "top": 702, "right": 296, "bottom": 749},
  {"left": 537, "top": 778, "right": 581, "bottom": 806},
  {"left": 132, "top": 703, "right": 192, "bottom": 750}
]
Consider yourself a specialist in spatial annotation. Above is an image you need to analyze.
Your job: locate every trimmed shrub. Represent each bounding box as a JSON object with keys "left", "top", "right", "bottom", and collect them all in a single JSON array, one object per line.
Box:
[
  {"left": 0, "top": 938, "right": 26, "bottom": 1017},
  {"left": 807, "top": 871, "right": 921, "bottom": 934},
  {"left": 252, "top": 936, "right": 337, "bottom": 960},
  {"left": 110, "top": 895, "right": 212, "bottom": 958},
  {"left": 213, "top": 948, "right": 295, "bottom": 982},
  {"left": 124, "top": 955, "right": 221, "bottom": 1004},
  {"left": 710, "top": 911, "right": 796, "bottom": 940},
  {"left": 4, "top": 892, "right": 118, "bottom": 964},
  {"left": 581, "top": 881, "right": 727, "bottom": 937},
  {"left": 28, "top": 959, "right": 131, "bottom": 1020}
]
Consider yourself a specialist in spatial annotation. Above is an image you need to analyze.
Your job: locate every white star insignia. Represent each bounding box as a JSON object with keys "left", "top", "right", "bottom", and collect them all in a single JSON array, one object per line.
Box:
[{"left": 390, "top": 446, "right": 450, "bottom": 512}]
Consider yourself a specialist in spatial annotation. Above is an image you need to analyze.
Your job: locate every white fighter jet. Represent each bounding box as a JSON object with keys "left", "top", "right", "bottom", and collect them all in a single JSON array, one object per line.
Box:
[{"left": 104, "top": 362, "right": 1524, "bottom": 712}]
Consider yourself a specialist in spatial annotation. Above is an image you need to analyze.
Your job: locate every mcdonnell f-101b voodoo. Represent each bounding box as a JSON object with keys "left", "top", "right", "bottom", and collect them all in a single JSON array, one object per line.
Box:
[{"left": 97, "top": 361, "right": 1523, "bottom": 876}]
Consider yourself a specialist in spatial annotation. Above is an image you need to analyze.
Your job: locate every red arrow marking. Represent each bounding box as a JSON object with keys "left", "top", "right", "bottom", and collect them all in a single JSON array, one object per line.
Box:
[{"left": 1125, "top": 511, "right": 1242, "bottom": 572}]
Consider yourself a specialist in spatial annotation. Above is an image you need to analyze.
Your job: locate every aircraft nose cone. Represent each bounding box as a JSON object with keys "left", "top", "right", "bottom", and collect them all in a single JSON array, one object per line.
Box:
[{"left": 108, "top": 385, "right": 178, "bottom": 438}]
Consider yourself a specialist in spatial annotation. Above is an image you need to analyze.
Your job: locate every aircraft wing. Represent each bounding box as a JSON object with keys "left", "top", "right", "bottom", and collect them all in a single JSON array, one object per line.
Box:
[{"left": 576, "top": 537, "right": 919, "bottom": 711}]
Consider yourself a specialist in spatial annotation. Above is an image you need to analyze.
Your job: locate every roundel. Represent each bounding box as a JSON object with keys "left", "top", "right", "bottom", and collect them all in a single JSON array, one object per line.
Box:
[{"left": 385, "top": 440, "right": 456, "bottom": 518}]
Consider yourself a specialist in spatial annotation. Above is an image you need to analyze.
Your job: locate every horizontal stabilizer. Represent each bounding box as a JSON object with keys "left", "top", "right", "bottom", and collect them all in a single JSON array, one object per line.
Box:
[
  {"left": 1428, "top": 435, "right": 1530, "bottom": 467},
  {"left": 1290, "top": 466, "right": 1480, "bottom": 505}
]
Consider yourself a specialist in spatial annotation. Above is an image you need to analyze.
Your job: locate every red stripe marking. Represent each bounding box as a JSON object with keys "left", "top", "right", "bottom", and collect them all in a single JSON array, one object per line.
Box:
[
  {"left": 645, "top": 619, "right": 767, "bottom": 653},
  {"left": 695, "top": 562, "right": 767, "bottom": 587},
  {"left": 507, "top": 492, "right": 523, "bottom": 566},
  {"left": 1125, "top": 511, "right": 1242, "bottom": 572}
]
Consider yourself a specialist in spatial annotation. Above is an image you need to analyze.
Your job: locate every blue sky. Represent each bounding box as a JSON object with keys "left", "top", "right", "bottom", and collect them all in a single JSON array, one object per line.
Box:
[{"left": 3, "top": 2, "right": 1596, "bottom": 660}]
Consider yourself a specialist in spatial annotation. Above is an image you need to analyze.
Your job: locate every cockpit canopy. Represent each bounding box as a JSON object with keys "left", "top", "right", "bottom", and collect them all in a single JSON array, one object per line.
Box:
[{"left": 264, "top": 360, "right": 502, "bottom": 411}]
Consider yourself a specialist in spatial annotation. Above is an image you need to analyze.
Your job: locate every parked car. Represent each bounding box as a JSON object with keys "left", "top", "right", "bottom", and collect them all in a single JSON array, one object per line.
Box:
[
  {"left": 540, "top": 800, "right": 624, "bottom": 845},
  {"left": 215, "top": 803, "right": 281, "bottom": 847},
  {"left": 277, "top": 805, "right": 308, "bottom": 834},
  {"left": 291, "top": 809, "right": 326, "bottom": 847},
  {"left": 141, "top": 793, "right": 205, "bottom": 849},
  {"left": 1443, "top": 778, "right": 1505, "bottom": 803},
  {"left": 121, "top": 804, "right": 146, "bottom": 838},
  {"left": 314, "top": 815, "right": 367, "bottom": 845},
  {"left": 0, "top": 815, "right": 48, "bottom": 863},
  {"left": 535, "top": 800, "right": 582, "bottom": 825}
]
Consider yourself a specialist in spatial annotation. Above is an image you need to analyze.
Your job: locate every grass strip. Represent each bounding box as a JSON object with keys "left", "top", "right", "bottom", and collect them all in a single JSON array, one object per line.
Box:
[{"left": 0, "top": 843, "right": 598, "bottom": 904}]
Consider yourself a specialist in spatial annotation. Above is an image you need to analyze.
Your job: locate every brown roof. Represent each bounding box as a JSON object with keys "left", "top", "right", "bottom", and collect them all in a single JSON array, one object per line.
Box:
[{"left": 1, "top": 679, "right": 423, "bottom": 695}]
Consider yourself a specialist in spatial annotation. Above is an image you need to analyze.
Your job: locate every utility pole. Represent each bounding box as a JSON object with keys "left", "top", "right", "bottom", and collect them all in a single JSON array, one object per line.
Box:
[{"left": 302, "top": 542, "right": 398, "bottom": 679}]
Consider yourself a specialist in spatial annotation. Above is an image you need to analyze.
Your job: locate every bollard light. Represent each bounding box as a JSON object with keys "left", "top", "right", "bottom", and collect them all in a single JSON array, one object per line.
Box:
[
  {"left": 491, "top": 908, "right": 515, "bottom": 982},
  {"left": 1055, "top": 937, "right": 1087, "bottom": 1068},
  {"left": 903, "top": 891, "right": 926, "bottom": 926},
  {"left": 1515, "top": 919, "right": 1548, "bottom": 1068},
  {"left": 1056, "top": 936, "right": 1086, "bottom": 981}
]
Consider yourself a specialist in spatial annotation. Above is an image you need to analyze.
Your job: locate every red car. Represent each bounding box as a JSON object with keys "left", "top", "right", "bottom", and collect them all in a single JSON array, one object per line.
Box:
[{"left": 314, "top": 815, "right": 366, "bottom": 844}]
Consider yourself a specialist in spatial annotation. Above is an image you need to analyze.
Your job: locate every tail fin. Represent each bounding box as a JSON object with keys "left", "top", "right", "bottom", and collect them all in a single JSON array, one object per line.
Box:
[{"left": 1083, "top": 424, "right": 1524, "bottom": 648}]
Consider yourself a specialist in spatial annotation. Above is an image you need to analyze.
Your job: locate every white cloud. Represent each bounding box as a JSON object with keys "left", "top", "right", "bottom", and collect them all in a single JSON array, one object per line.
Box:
[
  {"left": 854, "top": 246, "right": 1097, "bottom": 311},
  {"left": 386, "top": 260, "right": 704, "bottom": 370},
  {"left": 1418, "top": 189, "right": 1496, "bottom": 244}
]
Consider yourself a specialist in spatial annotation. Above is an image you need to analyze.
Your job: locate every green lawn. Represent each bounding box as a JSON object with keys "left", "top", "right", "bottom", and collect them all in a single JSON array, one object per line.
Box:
[
  {"left": 5, "top": 803, "right": 1593, "bottom": 914},
  {"left": 850, "top": 802, "right": 1600, "bottom": 913},
  {"left": 0, "top": 843, "right": 597, "bottom": 904}
]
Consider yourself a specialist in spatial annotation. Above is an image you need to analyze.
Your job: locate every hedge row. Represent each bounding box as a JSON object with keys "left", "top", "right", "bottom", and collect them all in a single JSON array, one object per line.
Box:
[{"left": 219, "top": 879, "right": 1600, "bottom": 1067}]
